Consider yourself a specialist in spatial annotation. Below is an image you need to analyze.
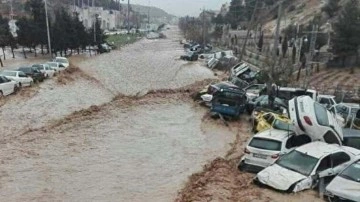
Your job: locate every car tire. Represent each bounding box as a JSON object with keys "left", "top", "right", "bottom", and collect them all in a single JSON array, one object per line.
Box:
[
  {"left": 0, "top": 91, "right": 3, "bottom": 98},
  {"left": 29, "top": 81, "right": 33, "bottom": 87},
  {"left": 237, "top": 161, "right": 246, "bottom": 171}
]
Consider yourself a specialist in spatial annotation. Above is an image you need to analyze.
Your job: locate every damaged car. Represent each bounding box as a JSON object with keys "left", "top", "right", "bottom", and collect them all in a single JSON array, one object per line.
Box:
[
  {"left": 288, "top": 96, "right": 344, "bottom": 145},
  {"left": 210, "top": 87, "right": 247, "bottom": 119},
  {"left": 180, "top": 51, "right": 198, "bottom": 61},
  {"left": 230, "top": 62, "right": 259, "bottom": 83},
  {"left": 254, "top": 141, "right": 360, "bottom": 193},
  {"left": 238, "top": 129, "right": 310, "bottom": 173},
  {"left": 325, "top": 158, "right": 360, "bottom": 202},
  {"left": 252, "top": 111, "right": 292, "bottom": 133}
]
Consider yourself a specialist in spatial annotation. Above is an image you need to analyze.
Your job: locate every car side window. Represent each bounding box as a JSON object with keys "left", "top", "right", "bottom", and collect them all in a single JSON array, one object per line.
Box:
[
  {"left": 331, "top": 152, "right": 350, "bottom": 168},
  {"left": 0, "top": 77, "right": 4, "bottom": 83},
  {"left": 319, "top": 98, "right": 330, "bottom": 105},
  {"left": 329, "top": 106, "right": 336, "bottom": 114},
  {"left": 316, "top": 155, "right": 332, "bottom": 173},
  {"left": 323, "top": 131, "right": 340, "bottom": 144},
  {"left": 19, "top": 72, "right": 26, "bottom": 77},
  {"left": 285, "top": 135, "right": 311, "bottom": 149}
]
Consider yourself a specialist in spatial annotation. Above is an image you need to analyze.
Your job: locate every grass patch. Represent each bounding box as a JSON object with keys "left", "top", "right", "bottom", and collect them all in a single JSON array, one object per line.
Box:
[{"left": 106, "top": 34, "right": 143, "bottom": 49}]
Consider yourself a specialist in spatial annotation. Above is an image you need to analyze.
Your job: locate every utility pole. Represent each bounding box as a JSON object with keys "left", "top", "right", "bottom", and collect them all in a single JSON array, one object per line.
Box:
[
  {"left": 272, "top": 2, "right": 282, "bottom": 59},
  {"left": 303, "top": 25, "right": 318, "bottom": 89},
  {"left": 148, "top": 0, "right": 150, "bottom": 32},
  {"left": 239, "top": 0, "right": 259, "bottom": 61},
  {"left": 10, "top": 0, "right": 13, "bottom": 20},
  {"left": 127, "top": 0, "right": 130, "bottom": 34},
  {"left": 44, "top": 0, "right": 52, "bottom": 58},
  {"left": 202, "top": 7, "right": 206, "bottom": 46}
]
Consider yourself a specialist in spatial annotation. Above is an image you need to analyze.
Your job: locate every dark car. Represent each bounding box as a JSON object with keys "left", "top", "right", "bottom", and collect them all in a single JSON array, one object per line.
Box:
[
  {"left": 343, "top": 128, "right": 360, "bottom": 150},
  {"left": 246, "top": 95, "right": 287, "bottom": 114},
  {"left": 17, "top": 67, "right": 45, "bottom": 82},
  {"left": 180, "top": 51, "right": 198, "bottom": 61},
  {"left": 211, "top": 87, "right": 247, "bottom": 119}
]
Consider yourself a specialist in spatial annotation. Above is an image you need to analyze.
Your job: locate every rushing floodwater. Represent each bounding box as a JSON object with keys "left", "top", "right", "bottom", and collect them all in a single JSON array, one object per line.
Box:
[{"left": 0, "top": 102, "right": 234, "bottom": 202}]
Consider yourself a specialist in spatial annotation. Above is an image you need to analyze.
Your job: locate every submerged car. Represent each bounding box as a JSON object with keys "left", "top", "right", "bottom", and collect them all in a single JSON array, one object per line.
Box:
[
  {"left": 17, "top": 67, "right": 45, "bottom": 82},
  {"left": 54, "top": 57, "right": 69, "bottom": 68},
  {"left": 254, "top": 141, "right": 360, "bottom": 193},
  {"left": 238, "top": 129, "right": 310, "bottom": 172},
  {"left": 288, "top": 96, "right": 343, "bottom": 145},
  {"left": 243, "top": 84, "right": 266, "bottom": 100},
  {"left": 211, "top": 87, "right": 247, "bottom": 118},
  {"left": 0, "top": 70, "right": 33, "bottom": 87},
  {"left": 325, "top": 158, "right": 360, "bottom": 202},
  {"left": 246, "top": 95, "right": 287, "bottom": 114},
  {"left": 0, "top": 75, "right": 19, "bottom": 97},
  {"left": 230, "top": 62, "right": 259, "bottom": 83},
  {"left": 180, "top": 51, "right": 198, "bottom": 61},
  {"left": 318, "top": 94, "right": 337, "bottom": 109},
  {"left": 329, "top": 103, "right": 360, "bottom": 128},
  {"left": 253, "top": 111, "right": 292, "bottom": 133}
]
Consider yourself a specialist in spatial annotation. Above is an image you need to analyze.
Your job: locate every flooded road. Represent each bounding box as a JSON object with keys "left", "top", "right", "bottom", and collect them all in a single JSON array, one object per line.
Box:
[{"left": 0, "top": 97, "right": 235, "bottom": 202}]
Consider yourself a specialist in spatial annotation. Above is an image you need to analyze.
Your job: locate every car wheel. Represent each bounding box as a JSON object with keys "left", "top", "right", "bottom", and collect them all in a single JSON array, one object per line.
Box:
[
  {"left": 29, "top": 81, "right": 33, "bottom": 87},
  {"left": 237, "top": 161, "right": 246, "bottom": 171},
  {"left": 0, "top": 91, "right": 3, "bottom": 98},
  {"left": 19, "top": 82, "right": 22, "bottom": 87},
  {"left": 286, "top": 183, "right": 297, "bottom": 193}
]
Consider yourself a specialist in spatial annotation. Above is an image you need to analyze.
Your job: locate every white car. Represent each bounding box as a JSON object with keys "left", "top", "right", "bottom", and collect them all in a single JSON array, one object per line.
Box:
[
  {"left": 288, "top": 96, "right": 343, "bottom": 145},
  {"left": 238, "top": 129, "right": 311, "bottom": 172},
  {"left": 318, "top": 94, "right": 337, "bottom": 109},
  {"left": 329, "top": 103, "right": 360, "bottom": 128},
  {"left": 32, "top": 64, "right": 55, "bottom": 78},
  {"left": 244, "top": 84, "right": 266, "bottom": 100},
  {"left": 47, "top": 62, "right": 64, "bottom": 72},
  {"left": 325, "top": 158, "right": 360, "bottom": 202},
  {"left": 0, "top": 75, "right": 19, "bottom": 97},
  {"left": 254, "top": 141, "right": 360, "bottom": 193},
  {"left": 54, "top": 57, "right": 69, "bottom": 68},
  {"left": 1, "top": 70, "right": 33, "bottom": 87}
]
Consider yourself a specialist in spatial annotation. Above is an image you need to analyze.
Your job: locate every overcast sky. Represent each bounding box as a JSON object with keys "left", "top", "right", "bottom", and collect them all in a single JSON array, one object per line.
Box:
[{"left": 130, "top": 0, "right": 231, "bottom": 17}]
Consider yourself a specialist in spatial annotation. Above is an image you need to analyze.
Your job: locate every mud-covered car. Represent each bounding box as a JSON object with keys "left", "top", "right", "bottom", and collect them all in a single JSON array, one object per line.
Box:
[
  {"left": 289, "top": 96, "right": 343, "bottom": 145},
  {"left": 325, "top": 158, "right": 360, "bottom": 202},
  {"left": 246, "top": 95, "right": 287, "bottom": 114},
  {"left": 254, "top": 141, "right": 360, "bottom": 193},
  {"left": 180, "top": 51, "right": 198, "bottom": 61},
  {"left": 252, "top": 111, "right": 292, "bottom": 133},
  {"left": 238, "top": 129, "right": 310, "bottom": 173}
]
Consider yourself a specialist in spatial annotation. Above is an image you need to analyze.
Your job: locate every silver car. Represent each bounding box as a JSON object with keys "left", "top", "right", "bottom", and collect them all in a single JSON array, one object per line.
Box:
[{"left": 325, "top": 158, "right": 360, "bottom": 202}]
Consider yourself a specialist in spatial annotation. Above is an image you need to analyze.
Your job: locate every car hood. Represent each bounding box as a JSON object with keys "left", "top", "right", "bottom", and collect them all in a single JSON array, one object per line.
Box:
[
  {"left": 257, "top": 164, "right": 307, "bottom": 191},
  {"left": 326, "top": 176, "right": 360, "bottom": 201}
]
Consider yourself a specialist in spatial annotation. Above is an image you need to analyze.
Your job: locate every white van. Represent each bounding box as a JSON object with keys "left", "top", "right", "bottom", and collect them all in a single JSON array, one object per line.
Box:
[{"left": 276, "top": 87, "right": 318, "bottom": 101}]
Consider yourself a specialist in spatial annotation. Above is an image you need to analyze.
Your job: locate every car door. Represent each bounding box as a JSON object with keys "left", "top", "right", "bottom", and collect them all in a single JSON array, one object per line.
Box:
[
  {"left": 18, "top": 71, "right": 29, "bottom": 85},
  {"left": 0, "top": 77, "right": 13, "bottom": 95}
]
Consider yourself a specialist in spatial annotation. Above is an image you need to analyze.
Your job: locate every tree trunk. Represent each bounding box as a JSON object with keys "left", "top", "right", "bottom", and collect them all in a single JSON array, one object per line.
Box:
[
  {"left": 70, "top": 49, "right": 73, "bottom": 55},
  {"left": 342, "top": 56, "right": 346, "bottom": 67},
  {"left": 2, "top": 47, "right": 5, "bottom": 60},
  {"left": 0, "top": 58, "right": 3, "bottom": 67},
  {"left": 11, "top": 46, "right": 15, "bottom": 58},
  {"left": 77, "top": 48, "right": 80, "bottom": 54},
  {"left": 34, "top": 47, "right": 37, "bottom": 57},
  {"left": 41, "top": 44, "right": 44, "bottom": 55},
  {"left": 23, "top": 47, "right": 27, "bottom": 59},
  {"left": 89, "top": 46, "right": 92, "bottom": 57}
]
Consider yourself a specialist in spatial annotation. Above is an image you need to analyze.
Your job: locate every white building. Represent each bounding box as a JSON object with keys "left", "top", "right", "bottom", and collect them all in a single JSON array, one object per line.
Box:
[{"left": 74, "top": 6, "right": 124, "bottom": 30}]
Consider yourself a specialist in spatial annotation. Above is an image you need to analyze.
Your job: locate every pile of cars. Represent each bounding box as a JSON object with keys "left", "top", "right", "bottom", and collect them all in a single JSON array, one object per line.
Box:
[
  {"left": 180, "top": 41, "right": 213, "bottom": 62},
  {"left": 0, "top": 57, "right": 69, "bottom": 98},
  {"left": 195, "top": 61, "right": 360, "bottom": 201}
]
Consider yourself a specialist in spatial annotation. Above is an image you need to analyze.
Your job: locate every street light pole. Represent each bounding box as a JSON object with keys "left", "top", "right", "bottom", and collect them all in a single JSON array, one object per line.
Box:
[
  {"left": 127, "top": 0, "right": 130, "bottom": 34},
  {"left": 44, "top": 0, "right": 52, "bottom": 58}
]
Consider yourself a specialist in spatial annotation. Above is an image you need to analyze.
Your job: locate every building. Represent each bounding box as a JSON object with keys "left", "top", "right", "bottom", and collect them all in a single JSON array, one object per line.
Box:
[{"left": 74, "top": 6, "right": 124, "bottom": 30}]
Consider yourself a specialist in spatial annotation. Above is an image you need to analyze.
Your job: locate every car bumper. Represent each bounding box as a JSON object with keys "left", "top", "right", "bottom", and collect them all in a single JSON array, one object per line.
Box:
[{"left": 238, "top": 160, "right": 265, "bottom": 173}]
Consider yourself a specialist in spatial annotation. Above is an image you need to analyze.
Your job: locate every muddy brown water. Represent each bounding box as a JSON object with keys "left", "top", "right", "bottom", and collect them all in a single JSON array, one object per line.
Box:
[{"left": 0, "top": 101, "right": 235, "bottom": 202}]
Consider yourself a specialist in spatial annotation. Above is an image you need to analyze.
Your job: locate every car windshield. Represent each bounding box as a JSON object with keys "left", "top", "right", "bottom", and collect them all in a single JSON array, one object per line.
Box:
[
  {"left": 33, "top": 64, "right": 42, "bottom": 69},
  {"left": 276, "top": 150, "right": 318, "bottom": 176},
  {"left": 19, "top": 68, "right": 30, "bottom": 73},
  {"left": 249, "top": 137, "right": 281, "bottom": 151},
  {"left": 273, "top": 119, "right": 293, "bottom": 131},
  {"left": 56, "top": 58, "right": 68, "bottom": 63},
  {"left": 339, "top": 160, "right": 360, "bottom": 183},
  {"left": 1, "top": 71, "right": 17, "bottom": 77},
  {"left": 314, "top": 102, "right": 329, "bottom": 126}
]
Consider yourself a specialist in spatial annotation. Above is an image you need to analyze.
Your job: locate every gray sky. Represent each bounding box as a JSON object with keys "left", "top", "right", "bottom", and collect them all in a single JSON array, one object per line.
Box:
[{"left": 130, "top": 0, "right": 231, "bottom": 17}]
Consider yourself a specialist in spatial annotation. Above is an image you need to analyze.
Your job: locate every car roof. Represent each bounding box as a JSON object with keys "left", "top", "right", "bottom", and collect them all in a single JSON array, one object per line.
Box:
[
  {"left": 55, "top": 57, "right": 67, "bottom": 59},
  {"left": 343, "top": 128, "right": 360, "bottom": 138},
  {"left": 279, "top": 87, "right": 316, "bottom": 93},
  {"left": 296, "top": 142, "right": 344, "bottom": 158},
  {"left": 318, "top": 94, "right": 335, "bottom": 99},
  {"left": 2, "top": 70, "right": 19, "bottom": 72},
  {"left": 338, "top": 103, "right": 360, "bottom": 108},
  {"left": 254, "top": 129, "right": 293, "bottom": 141}
]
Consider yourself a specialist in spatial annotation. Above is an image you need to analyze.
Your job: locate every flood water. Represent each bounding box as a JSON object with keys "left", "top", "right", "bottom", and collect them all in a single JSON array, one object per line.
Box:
[{"left": 0, "top": 102, "right": 235, "bottom": 202}]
